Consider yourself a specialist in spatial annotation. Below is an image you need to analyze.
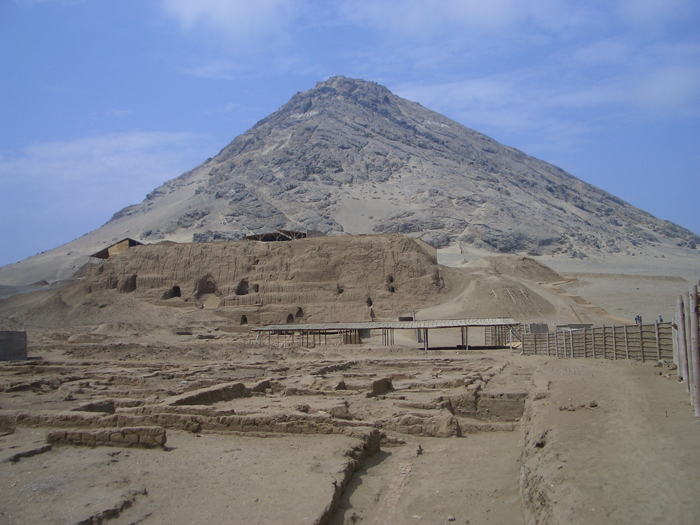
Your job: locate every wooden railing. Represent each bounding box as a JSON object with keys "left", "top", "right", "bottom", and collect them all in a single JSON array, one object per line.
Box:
[{"left": 520, "top": 322, "right": 673, "bottom": 362}]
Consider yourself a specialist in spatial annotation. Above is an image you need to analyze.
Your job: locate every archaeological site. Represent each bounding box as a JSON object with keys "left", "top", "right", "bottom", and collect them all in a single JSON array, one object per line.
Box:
[{"left": 2, "top": 77, "right": 700, "bottom": 524}]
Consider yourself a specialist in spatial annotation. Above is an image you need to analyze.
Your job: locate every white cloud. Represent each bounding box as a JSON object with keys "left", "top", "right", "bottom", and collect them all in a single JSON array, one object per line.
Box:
[
  {"left": 617, "top": 0, "right": 696, "bottom": 29},
  {"left": 340, "top": 0, "right": 522, "bottom": 34},
  {"left": 338, "top": 0, "right": 595, "bottom": 37},
  {"left": 0, "top": 132, "right": 211, "bottom": 265},
  {"left": 633, "top": 64, "right": 700, "bottom": 111},
  {"left": 574, "top": 38, "right": 634, "bottom": 66},
  {"left": 181, "top": 59, "right": 241, "bottom": 80},
  {"left": 161, "top": 0, "right": 299, "bottom": 41},
  {"left": 13, "top": 0, "right": 85, "bottom": 5}
]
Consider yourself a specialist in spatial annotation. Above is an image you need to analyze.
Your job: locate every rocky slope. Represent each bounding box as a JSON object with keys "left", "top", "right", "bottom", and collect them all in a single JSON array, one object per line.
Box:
[
  {"left": 1, "top": 76, "right": 698, "bottom": 285},
  {"left": 125, "top": 76, "right": 698, "bottom": 254}
]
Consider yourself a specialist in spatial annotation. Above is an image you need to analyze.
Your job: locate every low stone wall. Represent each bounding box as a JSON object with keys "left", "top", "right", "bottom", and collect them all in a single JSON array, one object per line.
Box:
[
  {"left": 162, "top": 381, "right": 251, "bottom": 406},
  {"left": 47, "top": 426, "right": 166, "bottom": 448},
  {"left": 381, "top": 412, "right": 461, "bottom": 438}
]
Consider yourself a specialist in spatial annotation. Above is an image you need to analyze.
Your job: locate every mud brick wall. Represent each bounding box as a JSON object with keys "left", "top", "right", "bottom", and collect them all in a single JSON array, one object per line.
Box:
[{"left": 47, "top": 426, "right": 166, "bottom": 448}]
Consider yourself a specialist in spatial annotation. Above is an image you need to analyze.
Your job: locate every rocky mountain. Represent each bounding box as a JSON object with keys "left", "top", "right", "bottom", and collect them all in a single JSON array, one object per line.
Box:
[
  {"left": 1, "top": 76, "right": 698, "bottom": 285},
  {"left": 115, "top": 76, "right": 698, "bottom": 255}
]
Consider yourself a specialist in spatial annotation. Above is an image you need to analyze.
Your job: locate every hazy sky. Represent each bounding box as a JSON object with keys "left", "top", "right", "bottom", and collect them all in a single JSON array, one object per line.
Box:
[{"left": 1, "top": 0, "right": 699, "bottom": 267}]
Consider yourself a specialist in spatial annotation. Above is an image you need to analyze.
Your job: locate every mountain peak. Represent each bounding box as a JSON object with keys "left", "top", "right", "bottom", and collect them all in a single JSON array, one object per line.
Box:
[
  {"left": 6, "top": 76, "right": 698, "bottom": 285},
  {"left": 110, "top": 77, "right": 698, "bottom": 258}
]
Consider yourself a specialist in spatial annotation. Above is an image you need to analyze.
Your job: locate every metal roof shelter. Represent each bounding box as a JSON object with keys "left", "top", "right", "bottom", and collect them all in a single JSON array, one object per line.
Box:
[
  {"left": 90, "top": 238, "right": 144, "bottom": 260},
  {"left": 244, "top": 229, "right": 324, "bottom": 242},
  {"left": 253, "top": 318, "right": 518, "bottom": 351}
]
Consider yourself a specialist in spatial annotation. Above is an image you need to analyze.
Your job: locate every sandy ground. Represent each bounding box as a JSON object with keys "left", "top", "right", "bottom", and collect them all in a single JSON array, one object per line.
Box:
[
  {"left": 1, "top": 243, "right": 700, "bottom": 524},
  {"left": 331, "top": 432, "right": 524, "bottom": 525},
  {"left": 2, "top": 346, "right": 699, "bottom": 525},
  {"left": 1, "top": 429, "right": 358, "bottom": 525}
]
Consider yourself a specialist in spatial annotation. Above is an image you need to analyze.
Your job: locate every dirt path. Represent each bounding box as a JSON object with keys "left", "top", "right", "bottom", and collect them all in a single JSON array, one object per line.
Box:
[
  {"left": 332, "top": 432, "right": 523, "bottom": 525},
  {"left": 519, "top": 355, "right": 700, "bottom": 524}
]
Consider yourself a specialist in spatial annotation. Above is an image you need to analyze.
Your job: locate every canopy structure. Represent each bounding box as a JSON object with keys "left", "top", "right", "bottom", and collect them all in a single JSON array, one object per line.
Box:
[
  {"left": 90, "top": 238, "right": 143, "bottom": 260},
  {"left": 253, "top": 318, "right": 519, "bottom": 351}
]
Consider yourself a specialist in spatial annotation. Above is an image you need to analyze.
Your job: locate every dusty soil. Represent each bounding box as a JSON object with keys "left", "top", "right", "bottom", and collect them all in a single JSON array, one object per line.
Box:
[
  {"left": 2, "top": 243, "right": 700, "bottom": 524},
  {"left": 1, "top": 344, "right": 699, "bottom": 525}
]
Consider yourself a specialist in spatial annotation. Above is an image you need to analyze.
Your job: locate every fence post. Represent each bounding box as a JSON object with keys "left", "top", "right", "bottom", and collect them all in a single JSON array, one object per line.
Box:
[
  {"left": 555, "top": 331, "right": 559, "bottom": 358},
  {"left": 592, "top": 327, "right": 596, "bottom": 359},
  {"left": 624, "top": 325, "right": 630, "bottom": 360},
  {"left": 612, "top": 326, "right": 618, "bottom": 360},
  {"left": 684, "top": 291, "right": 693, "bottom": 402},
  {"left": 547, "top": 332, "right": 550, "bottom": 356},
  {"left": 639, "top": 323, "right": 644, "bottom": 363},
  {"left": 569, "top": 330, "right": 574, "bottom": 358},
  {"left": 655, "top": 320, "right": 661, "bottom": 361},
  {"left": 602, "top": 325, "right": 607, "bottom": 359},
  {"left": 583, "top": 328, "right": 587, "bottom": 358},
  {"left": 689, "top": 285, "right": 700, "bottom": 417},
  {"left": 677, "top": 295, "right": 689, "bottom": 387},
  {"left": 673, "top": 310, "right": 680, "bottom": 373}
]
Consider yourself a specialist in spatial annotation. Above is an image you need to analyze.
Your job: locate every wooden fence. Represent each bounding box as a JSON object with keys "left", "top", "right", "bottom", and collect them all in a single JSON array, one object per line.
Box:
[
  {"left": 486, "top": 325, "right": 522, "bottom": 347},
  {"left": 521, "top": 322, "right": 673, "bottom": 362},
  {"left": 674, "top": 285, "right": 700, "bottom": 417}
]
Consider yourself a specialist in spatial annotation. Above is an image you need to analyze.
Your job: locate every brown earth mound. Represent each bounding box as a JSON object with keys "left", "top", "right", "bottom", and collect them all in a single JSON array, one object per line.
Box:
[
  {"left": 0, "top": 235, "right": 460, "bottom": 332},
  {"left": 0, "top": 235, "right": 628, "bottom": 338},
  {"left": 463, "top": 255, "right": 563, "bottom": 283}
]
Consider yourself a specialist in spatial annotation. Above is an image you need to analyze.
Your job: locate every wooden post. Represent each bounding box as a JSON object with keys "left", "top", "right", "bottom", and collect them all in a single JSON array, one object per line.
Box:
[
  {"left": 673, "top": 310, "right": 680, "bottom": 370},
  {"left": 509, "top": 328, "right": 513, "bottom": 354},
  {"left": 592, "top": 327, "right": 596, "bottom": 359},
  {"left": 547, "top": 332, "right": 550, "bottom": 356},
  {"left": 569, "top": 330, "right": 574, "bottom": 358},
  {"left": 655, "top": 320, "right": 661, "bottom": 361},
  {"left": 423, "top": 329, "right": 429, "bottom": 352},
  {"left": 612, "top": 326, "right": 618, "bottom": 360},
  {"left": 685, "top": 291, "right": 693, "bottom": 398},
  {"left": 555, "top": 331, "right": 560, "bottom": 358},
  {"left": 603, "top": 326, "right": 607, "bottom": 360},
  {"left": 639, "top": 323, "right": 644, "bottom": 363},
  {"left": 583, "top": 328, "right": 587, "bottom": 358},
  {"left": 624, "top": 325, "right": 630, "bottom": 359},
  {"left": 689, "top": 286, "right": 700, "bottom": 417},
  {"left": 678, "top": 295, "right": 689, "bottom": 388}
]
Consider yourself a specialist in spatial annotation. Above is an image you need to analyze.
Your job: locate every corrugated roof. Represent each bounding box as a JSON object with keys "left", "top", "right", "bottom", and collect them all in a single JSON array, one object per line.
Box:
[{"left": 253, "top": 318, "right": 518, "bottom": 332}]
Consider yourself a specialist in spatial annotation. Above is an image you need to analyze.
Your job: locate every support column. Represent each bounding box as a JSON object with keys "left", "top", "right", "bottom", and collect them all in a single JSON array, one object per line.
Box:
[
  {"left": 689, "top": 286, "right": 700, "bottom": 417},
  {"left": 655, "top": 320, "right": 661, "bottom": 361},
  {"left": 678, "top": 295, "right": 689, "bottom": 388}
]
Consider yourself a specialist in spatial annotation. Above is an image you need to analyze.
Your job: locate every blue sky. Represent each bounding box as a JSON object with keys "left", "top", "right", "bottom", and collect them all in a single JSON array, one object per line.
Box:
[{"left": 1, "top": 0, "right": 699, "bottom": 267}]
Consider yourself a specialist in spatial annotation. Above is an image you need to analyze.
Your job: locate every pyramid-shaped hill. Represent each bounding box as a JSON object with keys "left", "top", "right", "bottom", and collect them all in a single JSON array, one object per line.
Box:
[
  {"left": 120, "top": 76, "right": 697, "bottom": 255},
  {"left": 1, "top": 76, "right": 698, "bottom": 285}
]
